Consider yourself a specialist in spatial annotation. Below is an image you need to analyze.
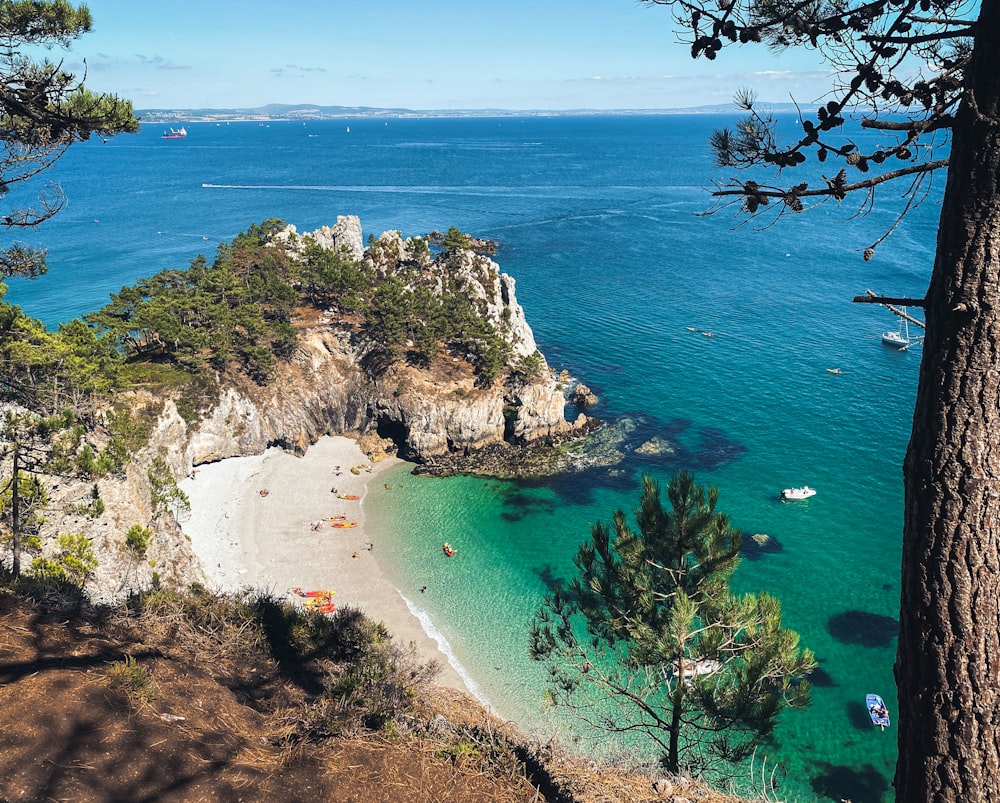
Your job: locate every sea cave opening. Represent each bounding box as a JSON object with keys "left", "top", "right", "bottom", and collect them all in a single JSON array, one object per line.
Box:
[{"left": 376, "top": 416, "right": 411, "bottom": 459}]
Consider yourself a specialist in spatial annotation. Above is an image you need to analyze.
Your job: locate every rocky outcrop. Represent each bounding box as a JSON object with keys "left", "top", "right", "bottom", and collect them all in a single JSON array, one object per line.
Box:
[
  {"left": 163, "top": 325, "right": 585, "bottom": 476},
  {"left": 571, "top": 383, "right": 598, "bottom": 408},
  {"left": 274, "top": 215, "right": 364, "bottom": 260},
  {"left": 153, "top": 220, "right": 590, "bottom": 476},
  {"left": 11, "top": 219, "right": 593, "bottom": 600}
]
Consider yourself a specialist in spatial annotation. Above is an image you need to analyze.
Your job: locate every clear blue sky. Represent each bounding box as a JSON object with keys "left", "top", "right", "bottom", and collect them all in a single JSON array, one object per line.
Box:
[{"left": 69, "top": 0, "right": 835, "bottom": 110}]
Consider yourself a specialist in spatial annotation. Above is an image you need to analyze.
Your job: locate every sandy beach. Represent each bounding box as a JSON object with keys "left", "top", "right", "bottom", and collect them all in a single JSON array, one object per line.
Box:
[{"left": 177, "top": 435, "right": 469, "bottom": 693}]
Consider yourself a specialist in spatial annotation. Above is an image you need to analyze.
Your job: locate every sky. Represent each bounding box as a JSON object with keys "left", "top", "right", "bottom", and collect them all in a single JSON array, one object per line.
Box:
[{"left": 62, "top": 0, "right": 838, "bottom": 111}]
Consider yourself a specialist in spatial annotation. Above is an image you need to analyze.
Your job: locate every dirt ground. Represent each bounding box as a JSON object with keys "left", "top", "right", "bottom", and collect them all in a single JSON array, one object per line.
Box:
[{"left": 0, "top": 589, "right": 739, "bottom": 803}]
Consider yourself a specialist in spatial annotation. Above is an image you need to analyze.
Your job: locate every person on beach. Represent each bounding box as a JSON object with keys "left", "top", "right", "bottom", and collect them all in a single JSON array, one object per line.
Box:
[{"left": 259, "top": 489, "right": 269, "bottom": 497}]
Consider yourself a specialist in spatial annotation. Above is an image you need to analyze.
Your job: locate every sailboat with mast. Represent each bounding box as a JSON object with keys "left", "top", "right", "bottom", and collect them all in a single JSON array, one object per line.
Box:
[{"left": 882, "top": 306, "right": 912, "bottom": 348}]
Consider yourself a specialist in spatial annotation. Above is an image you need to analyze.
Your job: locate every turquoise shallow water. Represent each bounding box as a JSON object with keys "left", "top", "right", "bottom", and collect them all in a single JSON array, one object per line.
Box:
[{"left": 5, "top": 116, "right": 935, "bottom": 801}]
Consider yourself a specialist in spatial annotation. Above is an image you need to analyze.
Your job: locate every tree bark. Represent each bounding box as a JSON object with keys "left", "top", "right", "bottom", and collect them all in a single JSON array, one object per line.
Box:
[
  {"left": 11, "top": 441, "right": 20, "bottom": 577},
  {"left": 667, "top": 683, "right": 683, "bottom": 774},
  {"left": 896, "top": 1, "right": 1000, "bottom": 798}
]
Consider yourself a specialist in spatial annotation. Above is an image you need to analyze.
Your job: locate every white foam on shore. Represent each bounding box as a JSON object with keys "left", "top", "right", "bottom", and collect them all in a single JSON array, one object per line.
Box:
[{"left": 400, "top": 591, "right": 493, "bottom": 710}]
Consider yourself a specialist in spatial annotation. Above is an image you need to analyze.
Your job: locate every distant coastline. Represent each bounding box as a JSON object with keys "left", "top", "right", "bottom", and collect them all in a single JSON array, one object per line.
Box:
[{"left": 138, "top": 101, "right": 801, "bottom": 124}]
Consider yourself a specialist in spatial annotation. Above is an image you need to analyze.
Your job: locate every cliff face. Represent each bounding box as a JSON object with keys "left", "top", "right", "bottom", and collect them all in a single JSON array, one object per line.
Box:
[
  {"left": 19, "top": 219, "right": 590, "bottom": 599},
  {"left": 162, "top": 218, "right": 587, "bottom": 474}
]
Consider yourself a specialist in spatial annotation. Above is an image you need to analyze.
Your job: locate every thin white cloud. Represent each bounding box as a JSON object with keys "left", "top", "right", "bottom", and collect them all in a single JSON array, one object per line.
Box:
[
  {"left": 271, "top": 65, "right": 328, "bottom": 77},
  {"left": 569, "top": 70, "right": 830, "bottom": 85}
]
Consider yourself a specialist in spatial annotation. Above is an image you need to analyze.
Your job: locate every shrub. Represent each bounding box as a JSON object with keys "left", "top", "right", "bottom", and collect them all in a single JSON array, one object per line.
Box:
[
  {"left": 68, "top": 485, "right": 104, "bottom": 519},
  {"left": 124, "top": 524, "right": 152, "bottom": 559},
  {"left": 121, "top": 588, "right": 439, "bottom": 737},
  {"left": 514, "top": 350, "right": 546, "bottom": 381},
  {"left": 107, "top": 655, "right": 156, "bottom": 702},
  {"left": 147, "top": 457, "right": 190, "bottom": 519},
  {"left": 74, "top": 443, "right": 98, "bottom": 476},
  {"left": 30, "top": 533, "right": 98, "bottom": 588}
]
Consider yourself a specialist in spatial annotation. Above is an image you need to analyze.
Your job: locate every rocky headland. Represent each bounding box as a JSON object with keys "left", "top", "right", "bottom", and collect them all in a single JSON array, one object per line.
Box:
[
  {"left": 27, "top": 216, "right": 596, "bottom": 598},
  {"left": 169, "top": 216, "right": 592, "bottom": 470}
]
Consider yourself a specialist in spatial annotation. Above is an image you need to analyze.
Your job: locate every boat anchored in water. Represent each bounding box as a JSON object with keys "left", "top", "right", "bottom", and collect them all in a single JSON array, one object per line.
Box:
[
  {"left": 866, "top": 693, "right": 891, "bottom": 731},
  {"left": 162, "top": 127, "right": 187, "bottom": 139},
  {"left": 882, "top": 318, "right": 910, "bottom": 348},
  {"left": 881, "top": 305, "right": 924, "bottom": 350},
  {"left": 670, "top": 658, "right": 723, "bottom": 686},
  {"left": 781, "top": 486, "right": 816, "bottom": 501}
]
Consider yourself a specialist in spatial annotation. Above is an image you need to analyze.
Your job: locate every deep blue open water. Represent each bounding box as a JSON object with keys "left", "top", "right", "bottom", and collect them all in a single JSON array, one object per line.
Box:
[{"left": 5, "top": 116, "right": 938, "bottom": 801}]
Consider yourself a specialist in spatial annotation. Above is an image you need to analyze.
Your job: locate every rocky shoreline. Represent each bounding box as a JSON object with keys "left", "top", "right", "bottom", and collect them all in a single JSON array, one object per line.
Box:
[
  {"left": 411, "top": 417, "right": 603, "bottom": 478},
  {"left": 32, "top": 217, "right": 598, "bottom": 601}
]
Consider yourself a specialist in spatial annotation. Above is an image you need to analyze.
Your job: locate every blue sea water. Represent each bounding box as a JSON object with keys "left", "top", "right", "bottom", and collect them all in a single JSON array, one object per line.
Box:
[{"left": 5, "top": 116, "right": 938, "bottom": 801}]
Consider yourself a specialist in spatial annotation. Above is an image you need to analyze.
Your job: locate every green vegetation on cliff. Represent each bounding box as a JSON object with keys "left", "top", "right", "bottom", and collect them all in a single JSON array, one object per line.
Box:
[
  {"left": 1, "top": 218, "right": 517, "bottom": 436},
  {"left": 78, "top": 219, "right": 513, "bottom": 393}
]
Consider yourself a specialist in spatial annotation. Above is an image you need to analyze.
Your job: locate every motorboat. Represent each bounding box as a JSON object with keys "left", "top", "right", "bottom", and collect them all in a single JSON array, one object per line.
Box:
[
  {"left": 781, "top": 486, "right": 816, "bottom": 501},
  {"left": 670, "top": 658, "right": 722, "bottom": 686},
  {"left": 866, "top": 693, "right": 890, "bottom": 731}
]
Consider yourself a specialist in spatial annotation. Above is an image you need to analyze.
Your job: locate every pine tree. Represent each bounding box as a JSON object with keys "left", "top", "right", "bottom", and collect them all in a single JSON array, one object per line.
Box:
[
  {"left": 0, "top": 0, "right": 137, "bottom": 278},
  {"left": 530, "top": 472, "right": 814, "bottom": 776}
]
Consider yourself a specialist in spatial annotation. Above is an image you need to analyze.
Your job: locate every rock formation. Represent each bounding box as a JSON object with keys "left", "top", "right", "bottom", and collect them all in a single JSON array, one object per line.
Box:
[
  {"left": 7, "top": 218, "right": 593, "bottom": 599},
  {"left": 571, "top": 383, "right": 598, "bottom": 408},
  {"left": 163, "top": 219, "right": 588, "bottom": 475},
  {"left": 274, "top": 215, "right": 365, "bottom": 260}
]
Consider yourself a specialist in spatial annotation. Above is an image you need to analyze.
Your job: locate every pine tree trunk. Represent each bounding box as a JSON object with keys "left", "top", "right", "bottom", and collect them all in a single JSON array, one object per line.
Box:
[
  {"left": 667, "top": 687, "right": 683, "bottom": 774},
  {"left": 896, "top": 2, "right": 1000, "bottom": 798},
  {"left": 11, "top": 442, "right": 20, "bottom": 578}
]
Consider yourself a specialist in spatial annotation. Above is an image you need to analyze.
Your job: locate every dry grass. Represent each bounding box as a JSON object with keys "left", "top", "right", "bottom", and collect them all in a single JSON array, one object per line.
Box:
[{"left": 0, "top": 583, "right": 748, "bottom": 802}]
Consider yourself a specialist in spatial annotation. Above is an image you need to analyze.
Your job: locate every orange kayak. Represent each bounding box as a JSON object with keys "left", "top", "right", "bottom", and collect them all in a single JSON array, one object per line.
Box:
[
  {"left": 290, "top": 588, "right": 336, "bottom": 598},
  {"left": 304, "top": 602, "right": 336, "bottom": 613},
  {"left": 331, "top": 521, "right": 358, "bottom": 528},
  {"left": 338, "top": 494, "right": 361, "bottom": 500}
]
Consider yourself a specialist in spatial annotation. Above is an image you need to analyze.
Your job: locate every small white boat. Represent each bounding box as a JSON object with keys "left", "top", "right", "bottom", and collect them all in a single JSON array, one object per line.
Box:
[
  {"left": 781, "top": 486, "right": 816, "bottom": 501},
  {"left": 881, "top": 328, "right": 909, "bottom": 348},
  {"left": 867, "top": 692, "right": 891, "bottom": 731},
  {"left": 671, "top": 658, "right": 722, "bottom": 686},
  {"left": 882, "top": 307, "right": 911, "bottom": 348}
]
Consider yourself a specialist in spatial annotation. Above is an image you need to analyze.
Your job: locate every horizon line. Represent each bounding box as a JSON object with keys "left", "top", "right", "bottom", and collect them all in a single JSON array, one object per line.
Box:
[{"left": 136, "top": 101, "right": 801, "bottom": 120}]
